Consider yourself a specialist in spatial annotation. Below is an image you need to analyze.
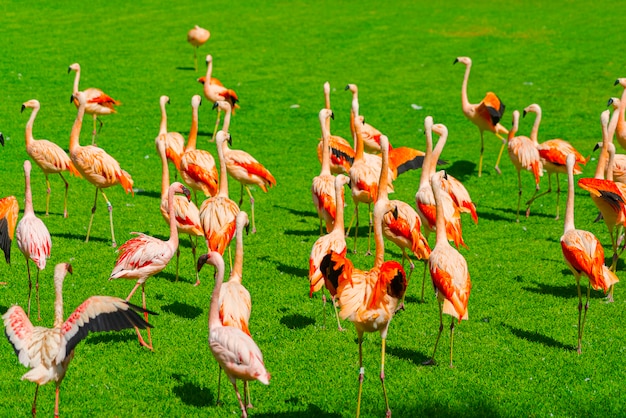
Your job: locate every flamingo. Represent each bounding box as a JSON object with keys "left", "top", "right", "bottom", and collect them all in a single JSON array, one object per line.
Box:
[
  {"left": 611, "top": 78, "right": 626, "bottom": 150},
  {"left": 109, "top": 181, "right": 191, "bottom": 350},
  {"left": 3, "top": 262, "right": 154, "bottom": 418},
  {"left": 187, "top": 25, "right": 210, "bottom": 72},
  {"left": 69, "top": 91, "right": 134, "bottom": 247},
  {"left": 316, "top": 82, "right": 355, "bottom": 174},
  {"left": 156, "top": 95, "right": 185, "bottom": 175},
  {"left": 454, "top": 56, "right": 508, "bottom": 177},
  {"left": 312, "top": 108, "right": 338, "bottom": 235},
  {"left": 21, "top": 99, "right": 80, "bottom": 218},
  {"left": 16, "top": 160, "right": 51, "bottom": 320},
  {"left": 180, "top": 95, "right": 219, "bottom": 200},
  {"left": 561, "top": 154, "right": 619, "bottom": 354},
  {"left": 506, "top": 110, "right": 543, "bottom": 222},
  {"left": 377, "top": 134, "right": 430, "bottom": 308},
  {"left": 523, "top": 103, "right": 587, "bottom": 219},
  {"left": 199, "top": 130, "right": 240, "bottom": 267},
  {"left": 68, "top": 63, "right": 120, "bottom": 145},
  {"left": 321, "top": 197, "right": 407, "bottom": 418},
  {"left": 606, "top": 98, "right": 626, "bottom": 183},
  {"left": 197, "top": 251, "right": 270, "bottom": 418},
  {"left": 213, "top": 101, "right": 276, "bottom": 233},
  {"left": 156, "top": 136, "right": 203, "bottom": 284},
  {"left": 198, "top": 54, "right": 239, "bottom": 140},
  {"left": 423, "top": 170, "right": 472, "bottom": 368},
  {"left": 0, "top": 195, "right": 19, "bottom": 265},
  {"left": 309, "top": 174, "right": 350, "bottom": 330}
]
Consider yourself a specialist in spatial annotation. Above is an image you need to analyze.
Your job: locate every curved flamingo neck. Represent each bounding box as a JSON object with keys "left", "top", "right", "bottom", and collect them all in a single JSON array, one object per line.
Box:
[
  {"left": 460, "top": 62, "right": 472, "bottom": 113},
  {"left": 206, "top": 58, "right": 213, "bottom": 81},
  {"left": 215, "top": 137, "right": 230, "bottom": 198},
  {"left": 607, "top": 144, "right": 616, "bottom": 181},
  {"left": 72, "top": 67, "right": 80, "bottom": 95},
  {"left": 53, "top": 273, "right": 65, "bottom": 328},
  {"left": 564, "top": 162, "right": 575, "bottom": 233},
  {"left": 332, "top": 180, "right": 346, "bottom": 232},
  {"left": 221, "top": 105, "right": 232, "bottom": 133},
  {"left": 69, "top": 100, "right": 85, "bottom": 153},
  {"left": 159, "top": 100, "right": 168, "bottom": 136},
  {"left": 232, "top": 217, "right": 245, "bottom": 280},
  {"left": 23, "top": 165, "right": 34, "bottom": 216},
  {"left": 432, "top": 179, "right": 449, "bottom": 247},
  {"left": 208, "top": 254, "right": 225, "bottom": 329},
  {"left": 353, "top": 112, "right": 365, "bottom": 160},
  {"left": 419, "top": 125, "right": 434, "bottom": 188},
  {"left": 24, "top": 104, "right": 39, "bottom": 149},
  {"left": 319, "top": 113, "right": 331, "bottom": 176},
  {"left": 158, "top": 143, "right": 169, "bottom": 199},
  {"left": 429, "top": 129, "right": 448, "bottom": 175},
  {"left": 378, "top": 137, "right": 390, "bottom": 201},
  {"left": 166, "top": 186, "right": 180, "bottom": 248},
  {"left": 373, "top": 198, "right": 386, "bottom": 268},
  {"left": 596, "top": 113, "right": 613, "bottom": 179},
  {"left": 618, "top": 86, "right": 626, "bottom": 137},
  {"left": 529, "top": 108, "right": 541, "bottom": 144},
  {"left": 186, "top": 104, "right": 199, "bottom": 151}
]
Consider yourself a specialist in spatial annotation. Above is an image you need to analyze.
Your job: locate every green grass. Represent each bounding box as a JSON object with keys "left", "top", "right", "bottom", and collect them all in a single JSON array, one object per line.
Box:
[{"left": 1, "top": 0, "right": 626, "bottom": 417}]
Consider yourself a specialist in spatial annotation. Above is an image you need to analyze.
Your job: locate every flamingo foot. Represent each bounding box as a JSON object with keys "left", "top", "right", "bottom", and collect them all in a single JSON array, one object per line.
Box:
[
  {"left": 422, "top": 358, "right": 437, "bottom": 366},
  {"left": 494, "top": 165, "right": 502, "bottom": 175},
  {"left": 386, "top": 410, "right": 392, "bottom": 418},
  {"left": 194, "top": 278, "right": 201, "bottom": 287},
  {"left": 364, "top": 250, "right": 372, "bottom": 256},
  {"left": 395, "top": 303, "right": 406, "bottom": 313}
]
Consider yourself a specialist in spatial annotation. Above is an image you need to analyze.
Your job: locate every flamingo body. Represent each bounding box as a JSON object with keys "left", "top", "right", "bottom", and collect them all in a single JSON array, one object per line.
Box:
[{"left": 0, "top": 195, "right": 19, "bottom": 263}]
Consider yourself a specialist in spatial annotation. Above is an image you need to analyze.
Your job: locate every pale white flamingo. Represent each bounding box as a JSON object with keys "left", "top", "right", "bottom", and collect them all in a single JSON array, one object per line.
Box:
[
  {"left": 0, "top": 195, "right": 19, "bottom": 266},
  {"left": 180, "top": 95, "right": 219, "bottom": 200},
  {"left": 454, "top": 56, "right": 508, "bottom": 176},
  {"left": 423, "top": 170, "right": 471, "bottom": 368},
  {"left": 312, "top": 108, "right": 338, "bottom": 234},
  {"left": 213, "top": 101, "right": 275, "bottom": 233},
  {"left": 21, "top": 99, "right": 80, "bottom": 218},
  {"left": 109, "top": 181, "right": 191, "bottom": 350},
  {"left": 156, "top": 95, "right": 185, "bottom": 175},
  {"left": 610, "top": 78, "right": 626, "bottom": 150},
  {"left": 561, "top": 154, "right": 619, "bottom": 354},
  {"left": 156, "top": 136, "right": 203, "bottom": 284},
  {"left": 309, "top": 174, "right": 350, "bottom": 330},
  {"left": 523, "top": 103, "right": 587, "bottom": 219},
  {"left": 321, "top": 197, "right": 407, "bottom": 418},
  {"left": 199, "top": 130, "right": 239, "bottom": 269},
  {"left": 3, "top": 263, "right": 153, "bottom": 418},
  {"left": 198, "top": 54, "right": 239, "bottom": 140},
  {"left": 68, "top": 63, "right": 120, "bottom": 145},
  {"left": 605, "top": 98, "right": 626, "bottom": 183},
  {"left": 187, "top": 25, "right": 210, "bottom": 71},
  {"left": 16, "top": 160, "right": 51, "bottom": 320},
  {"left": 197, "top": 251, "right": 270, "bottom": 418},
  {"left": 506, "top": 110, "right": 543, "bottom": 222},
  {"left": 69, "top": 91, "right": 134, "bottom": 247}
]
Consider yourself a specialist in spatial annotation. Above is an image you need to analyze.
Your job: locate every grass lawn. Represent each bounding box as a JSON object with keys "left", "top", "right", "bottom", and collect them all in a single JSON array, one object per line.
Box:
[{"left": 1, "top": 0, "right": 626, "bottom": 417}]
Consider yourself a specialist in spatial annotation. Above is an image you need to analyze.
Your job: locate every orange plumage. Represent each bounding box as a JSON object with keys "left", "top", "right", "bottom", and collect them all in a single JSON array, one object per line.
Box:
[{"left": 0, "top": 196, "right": 19, "bottom": 264}]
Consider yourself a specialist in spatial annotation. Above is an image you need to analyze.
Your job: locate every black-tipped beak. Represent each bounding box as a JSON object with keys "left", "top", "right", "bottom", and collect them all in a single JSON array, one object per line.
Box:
[
  {"left": 196, "top": 254, "right": 209, "bottom": 272},
  {"left": 182, "top": 186, "right": 191, "bottom": 202},
  {"left": 70, "top": 94, "right": 75, "bottom": 104},
  {"left": 608, "top": 98, "right": 614, "bottom": 107},
  {"left": 245, "top": 223, "right": 250, "bottom": 235},
  {"left": 593, "top": 143, "right": 601, "bottom": 152},
  {"left": 522, "top": 110, "right": 528, "bottom": 118},
  {"left": 212, "top": 102, "right": 219, "bottom": 110},
  {"left": 330, "top": 111, "right": 335, "bottom": 120},
  {"left": 0, "top": 133, "right": 4, "bottom": 147},
  {"left": 344, "top": 85, "right": 350, "bottom": 91},
  {"left": 20, "top": 104, "right": 26, "bottom": 113},
  {"left": 227, "top": 134, "right": 232, "bottom": 146},
  {"left": 67, "top": 67, "right": 71, "bottom": 74},
  {"left": 443, "top": 170, "right": 449, "bottom": 180},
  {"left": 615, "top": 79, "right": 620, "bottom": 86},
  {"left": 453, "top": 58, "right": 459, "bottom": 65},
  {"left": 198, "top": 97, "right": 202, "bottom": 106},
  {"left": 67, "top": 264, "right": 74, "bottom": 275},
  {"left": 392, "top": 206, "right": 399, "bottom": 219}
]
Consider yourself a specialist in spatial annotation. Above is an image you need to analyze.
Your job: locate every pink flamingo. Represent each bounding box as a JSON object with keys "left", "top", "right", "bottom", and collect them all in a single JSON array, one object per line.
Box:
[
  {"left": 0, "top": 195, "right": 19, "bottom": 266},
  {"left": 68, "top": 63, "right": 120, "bottom": 145},
  {"left": 21, "top": 99, "right": 81, "bottom": 218},
  {"left": 109, "top": 182, "right": 191, "bottom": 350},
  {"left": 156, "top": 137, "right": 203, "bottom": 284},
  {"left": 454, "top": 56, "right": 508, "bottom": 176},
  {"left": 606, "top": 98, "right": 626, "bottom": 183},
  {"left": 69, "top": 91, "right": 134, "bottom": 247},
  {"left": 198, "top": 54, "right": 239, "bottom": 140},
  {"left": 180, "top": 95, "right": 219, "bottom": 200},
  {"left": 187, "top": 25, "right": 210, "bottom": 71},
  {"left": 156, "top": 95, "right": 185, "bottom": 175},
  {"left": 611, "top": 78, "right": 626, "bottom": 150},
  {"left": 312, "top": 108, "right": 338, "bottom": 234},
  {"left": 16, "top": 160, "right": 51, "bottom": 320},
  {"left": 561, "top": 154, "right": 619, "bottom": 354},
  {"left": 3, "top": 262, "right": 153, "bottom": 418},
  {"left": 199, "top": 130, "right": 239, "bottom": 264},
  {"left": 423, "top": 170, "right": 472, "bottom": 368},
  {"left": 197, "top": 251, "right": 270, "bottom": 418},
  {"left": 213, "top": 100, "right": 276, "bottom": 233}
]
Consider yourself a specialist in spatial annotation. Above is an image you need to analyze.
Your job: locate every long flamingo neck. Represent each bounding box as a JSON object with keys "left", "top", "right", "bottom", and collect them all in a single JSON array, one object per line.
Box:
[
  {"left": 72, "top": 69, "right": 80, "bottom": 95},
  {"left": 373, "top": 200, "right": 385, "bottom": 268},
  {"left": 332, "top": 184, "right": 346, "bottom": 232},
  {"left": 159, "top": 102, "right": 167, "bottom": 136},
  {"left": 461, "top": 63, "right": 471, "bottom": 112},
  {"left": 166, "top": 187, "right": 180, "bottom": 247},
  {"left": 619, "top": 86, "right": 626, "bottom": 131},
  {"left": 23, "top": 167, "right": 34, "bottom": 216},
  {"left": 216, "top": 139, "right": 229, "bottom": 197},
  {"left": 430, "top": 131, "right": 447, "bottom": 175},
  {"left": 232, "top": 224, "right": 244, "bottom": 279},
  {"left": 433, "top": 182, "right": 448, "bottom": 247},
  {"left": 222, "top": 106, "right": 231, "bottom": 133},
  {"left": 158, "top": 144, "right": 169, "bottom": 199},
  {"left": 353, "top": 114, "right": 365, "bottom": 160},
  {"left": 529, "top": 110, "right": 541, "bottom": 144},
  {"left": 596, "top": 117, "right": 613, "bottom": 179},
  {"left": 69, "top": 102, "right": 85, "bottom": 153},
  {"left": 607, "top": 145, "right": 615, "bottom": 181},
  {"left": 206, "top": 59, "right": 213, "bottom": 81},
  {"left": 564, "top": 164, "right": 575, "bottom": 233},
  {"left": 208, "top": 256, "right": 225, "bottom": 329},
  {"left": 320, "top": 115, "right": 331, "bottom": 176},
  {"left": 24, "top": 106, "right": 38, "bottom": 148},
  {"left": 419, "top": 129, "right": 433, "bottom": 188},
  {"left": 53, "top": 276, "right": 64, "bottom": 328},
  {"left": 186, "top": 106, "right": 199, "bottom": 151},
  {"left": 378, "top": 139, "right": 389, "bottom": 201}
]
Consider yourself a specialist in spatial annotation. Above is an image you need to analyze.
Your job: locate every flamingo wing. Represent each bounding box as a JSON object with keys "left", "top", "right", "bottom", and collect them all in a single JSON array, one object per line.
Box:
[
  {"left": 429, "top": 249, "right": 471, "bottom": 320},
  {"left": 578, "top": 178, "right": 625, "bottom": 213},
  {"left": 226, "top": 149, "right": 276, "bottom": 190},
  {"left": 209, "top": 326, "right": 269, "bottom": 384},
  {"left": 110, "top": 234, "right": 173, "bottom": 279},
  {"left": 0, "top": 196, "right": 19, "bottom": 263},
  {"left": 389, "top": 147, "right": 427, "bottom": 177},
  {"left": 318, "top": 135, "right": 354, "bottom": 174},
  {"left": 219, "top": 280, "right": 252, "bottom": 335},
  {"left": 480, "top": 92, "right": 506, "bottom": 126},
  {"left": 3, "top": 305, "right": 35, "bottom": 367}
]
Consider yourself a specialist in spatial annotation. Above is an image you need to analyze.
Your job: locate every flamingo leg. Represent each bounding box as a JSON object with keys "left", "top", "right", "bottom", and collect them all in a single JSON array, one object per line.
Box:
[
  {"left": 54, "top": 382, "right": 60, "bottom": 418},
  {"left": 346, "top": 204, "right": 356, "bottom": 243},
  {"left": 25, "top": 258, "right": 32, "bottom": 318},
  {"left": 396, "top": 249, "right": 414, "bottom": 311},
  {"left": 44, "top": 174, "right": 51, "bottom": 217},
  {"left": 365, "top": 203, "right": 372, "bottom": 256},
  {"left": 494, "top": 134, "right": 506, "bottom": 175},
  {"left": 516, "top": 170, "right": 522, "bottom": 222},
  {"left": 380, "top": 338, "right": 391, "bottom": 418},
  {"left": 245, "top": 381, "right": 253, "bottom": 409},
  {"left": 175, "top": 246, "right": 181, "bottom": 282},
  {"left": 356, "top": 333, "right": 364, "bottom": 418},
  {"left": 245, "top": 186, "right": 257, "bottom": 234},
  {"left": 232, "top": 380, "right": 247, "bottom": 418},
  {"left": 331, "top": 295, "right": 344, "bottom": 331},
  {"left": 423, "top": 298, "right": 444, "bottom": 365},
  {"left": 193, "top": 46, "right": 198, "bottom": 72},
  {"left": 321, "top": 288, "right": 327, "bottom": 329},
  {"left": 211, "top": 109, "right": 222, "bottom": 142},
  {"left": 32, "top": 384, "right": 39, "bottom": 417},
  {"left": 238, "top": 183, "right": 244, "bottom": 207},
  {"left": 191, "top": 234, "right": 200, "bottom": 286},
  {"left": 36, "top": 268, "right": 41, "bottom": 321},
  {"left": 449, "top": 318, "right": 456, "bottom": 368},
  {"left": 351, "top": 205, "right": 359, "bottom": 254},
  {"left": 59, "top": 172, "right": 69, "bottom": 218},
  {"left": 91, "top": 114, "right": 98, "bottom": 146},
  {"left": 576, "top": 276, "right": 583, "bottom": 354},
  {"left": 526, "top": 172, "right": 552, "bottom": 218},
  {"left": 420, "top": 260, "right": 428, "bottom": 303},
  {"left": 478, "top": 130, "right": 485, "bottom": 177},
  {"left": 216, "top": 367, "right": 223, "bottom": 405},
  {"left": 100, "top": 190, "right": 116, "bottom": 247},
  {"left": 555, "top": 173, "right": 561, "bottom": 220},
  {"left": 86, "top": 188, "right": 99, "bottom": 243},
  {"left": 141, "top": 283, "right": 153, "bottom": 350}
]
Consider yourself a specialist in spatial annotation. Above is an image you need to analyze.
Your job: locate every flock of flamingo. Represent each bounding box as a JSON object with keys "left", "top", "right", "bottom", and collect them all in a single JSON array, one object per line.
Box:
[{"left": 0, "top": 24, "right": 625, "bottom": 417}]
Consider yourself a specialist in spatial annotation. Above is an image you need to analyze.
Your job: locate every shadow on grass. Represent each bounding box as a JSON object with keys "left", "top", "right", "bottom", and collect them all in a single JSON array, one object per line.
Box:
[
  {"left": 0, "top": 305, "right": 8, "bottom": 314},
  {"left": 522, "top": 280, "right": 576, "bottom": 299},
  {"left": 86, "top": 332, "right": 139, "bottom": 345},
  {"left": 50, "top": 231, "right": 110, "bottom": 244},
  {"left": 280, "top": 313, "right": 315, "bottom": 330},
  {"left": 175, "top": 66, "right": 195, "bottom": 71},
  {"left": 161, "top": 301, "right": 203, "bottom": 319},
  {"left": 254, "top": 403, "right": 342, "bottom": 417},
  {"left": 283, "top": 228, "right": 319, "bottom": 237},
  {"left": 394, "top": 399, "right": 501, "bottom": 418},
  {"left": 387, "top": 345, "right": 429, "bottom": 365},
  {"left": 171, "top": 373, "right": 214, "bottom": 407},
  {"left": 134, "top": 189, "right": 161, "bottom": 199},
  {"left": 274, "top": 205, "right": 317, "bottom": 219},
  {"left": 274, "top": 260, "right": 308, "bottom": 278},
  {"left": 501, "top": 323, "right": 575, "bottom": 351},
  {"left": 158, "top": 271, "right": 197, "bottom": 285},
  {"left": 444, "top": 159, "right": 476, "bottom": 182}
]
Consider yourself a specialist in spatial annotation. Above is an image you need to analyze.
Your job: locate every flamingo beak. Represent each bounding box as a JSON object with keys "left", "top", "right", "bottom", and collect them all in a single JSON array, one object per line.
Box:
[
  {"left": 70, "top": 94, "right": 75, "bottom": 104},
  {"left": 453, "top": 58, "right": 459, "bottom": 65},
  {"left": 0, "top": 133, "right": 4, "bottom": 147},
  {"left": 330, "top": 111, "right": 335, "bottom": 120},
  {"left": 182, "top": 186, "right": 191, "bottom": 202},
  {"left": 67, "top": 66, "right": 71, "bottom": 74},
  {"left": 522, "top": 110, "right": 528, "bottom": 118},
  {"left": 66, "top": 264, "right": 74, "bottom": 275},
  {"left": 344, "top": 84, "right": 350, "bottom": 91},
  {"left": 212, "top": 102, "right": 219, "bottom": 110},
  {"left": 614, "top": 79, "right": 620, "bottom": 86},
  {"left": 20, "top": 104, "right": 26, "bottom": 113},
  {"left": 196, "top": 254, "right": 209, "bottom": 272},
  {"left": 593, "top": 143, "right": 601, "bottom": 152},
  {"left": 608, "top": 98, "right": 614, "bottom": 107}
]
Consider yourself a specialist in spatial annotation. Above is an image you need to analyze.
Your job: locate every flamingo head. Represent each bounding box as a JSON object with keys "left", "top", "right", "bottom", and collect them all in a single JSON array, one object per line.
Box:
[
  {"left": 522, "top": 103, "right": 541, "bottom": 118},
  {"left": 453, "top": 56, "right": 471, "bottom": 66},
  {"left": 160, "top": 95, "right": 170, "bottom": 107},
  {"left": 68, "top": 63, "right": 80, "bottom": 73},
  {"left": 191, "top": 95, "right": 202, "bottom": 109},
  {"left": 215, "top": 130, "right": 232, "bottom": 147}
]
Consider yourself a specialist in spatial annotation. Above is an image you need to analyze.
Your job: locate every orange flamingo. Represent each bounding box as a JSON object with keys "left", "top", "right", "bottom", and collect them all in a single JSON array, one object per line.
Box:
[
  {"left": 0, "top": 196, "right": 19, "bottom": 266},
  {"left": 199, "top": 130, "right": 239, "bottom": 265},
  {"left": 69, "top": 91, "right": 134, "bottom": 247},
  {"left": 561, "top": 153, "right": 619, "bottom": 354},
  {"left": 312, "top": 108, "right": 338, "bottom": 234},
  {"left": 377, "top": 134, "right": 430, "bottom": 308},
  {"left": 68, "top": 63, "right": 120, "bottom": 145},
  {"left": 611, "top": 78, "right": 626, "bottom": 150},
  {"left": 3, "top": 262, "right": 153, "bottom": 418},
  {"left": 21, "top": 99, "right": 80, "bottom": 218},
  {"left": 309, "top": 174, "right": 350, "bottom": 330},
  {"left": 213, "top": 101, "right": 276, "bottom": 233},
  {"left": 523, "top": 103, "right": 587, "bottom": 219},
  {"left": 156, "top": 137, "right": 203, "bottom": 284},
  {"left": 16, "top": 160, "right": 51, "bottom": 320},
  {"left": 454, "top": 56, "right": 508, "bottom": 177},
  {"left": 109, "top": 181, "right": 191, "bottom": 350},
  {"left": 423, "top": 170, "right": 471, "bottom": 368},
  {"left": 187, "top": 25, "right": 210, "bottom": 72},
  {"left": 197, "top": 251, "right": 270, "bottom": 418},
  {"left": 317, "top": 82, "right": 355, "bottom": 174},
  {"left": 180, "top": 95, "right": 219, "bottom": 200},
  {"left": 322, "top": 197, "right": 407, "bottom": 418},
  {"left": 156, "top": 95, "right": 185, "bottom": 174},
  {"left": 198, "top": 54, "right": 239, "bottom": 140},
  {"left": 506, "top": 110, "right": 543, "bottom": 222}
]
